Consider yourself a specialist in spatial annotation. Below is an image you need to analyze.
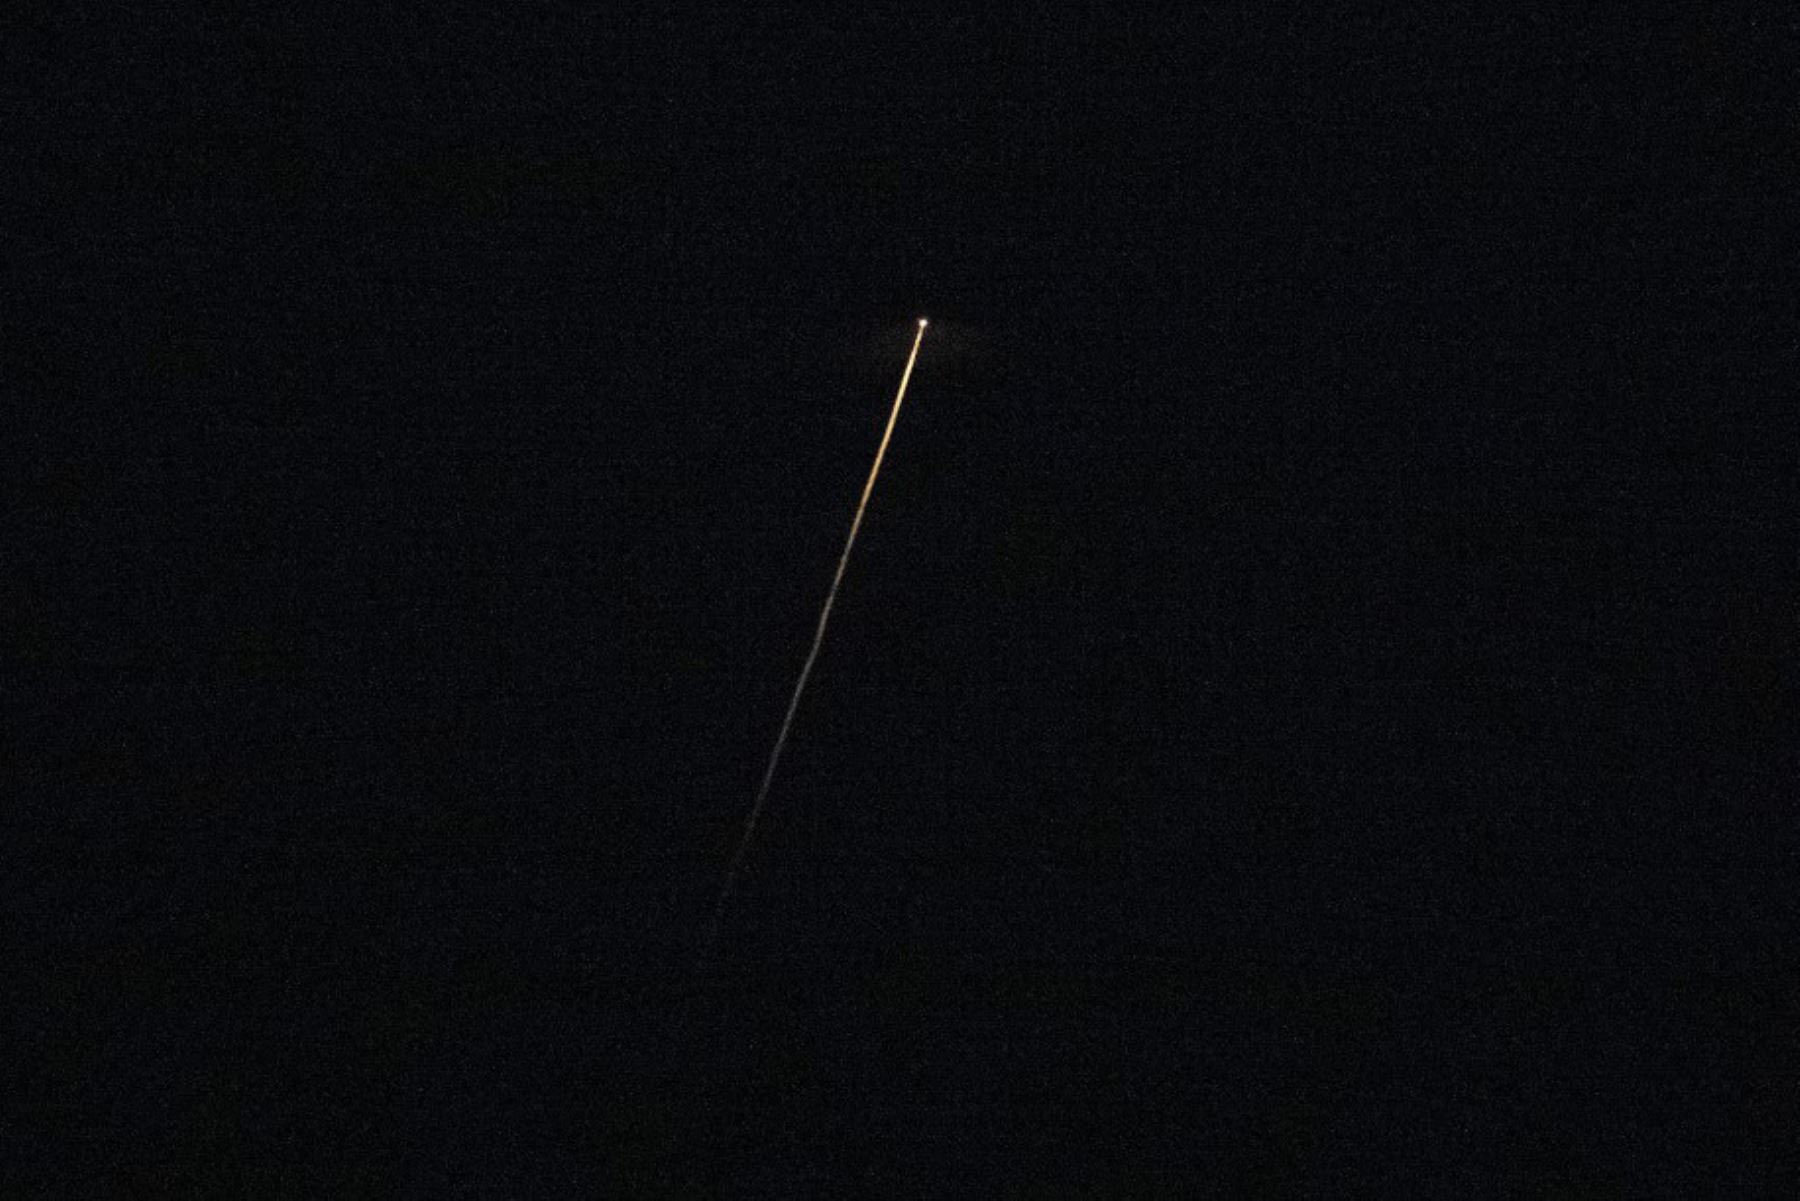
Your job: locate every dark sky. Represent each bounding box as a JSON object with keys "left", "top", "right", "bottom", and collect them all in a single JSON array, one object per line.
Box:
[{"left": 13, "top": 7, "right": 1790, "bottom": 1194}]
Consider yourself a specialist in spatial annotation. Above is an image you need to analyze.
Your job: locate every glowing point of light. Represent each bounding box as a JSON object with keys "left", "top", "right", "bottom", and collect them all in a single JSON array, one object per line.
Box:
[{"left": 918, "top": 317, "right": 928, "bottom": 327}]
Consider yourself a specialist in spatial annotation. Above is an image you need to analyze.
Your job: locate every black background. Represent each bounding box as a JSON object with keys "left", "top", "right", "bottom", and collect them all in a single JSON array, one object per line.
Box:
[{"left": 11, "top": 7, "right": 1792, "bottom": 1194}]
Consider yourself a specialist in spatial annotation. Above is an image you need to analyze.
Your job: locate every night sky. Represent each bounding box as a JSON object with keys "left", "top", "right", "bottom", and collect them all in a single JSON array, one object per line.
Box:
[{"left": 14, "top": 8, "right": 1790, "bottom": 1194}]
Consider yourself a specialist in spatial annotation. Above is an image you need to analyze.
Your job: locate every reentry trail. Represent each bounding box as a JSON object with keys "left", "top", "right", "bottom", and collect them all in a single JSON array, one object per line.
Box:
[{"left": 700, "top": 319, "right": 929, "bottom": 967}]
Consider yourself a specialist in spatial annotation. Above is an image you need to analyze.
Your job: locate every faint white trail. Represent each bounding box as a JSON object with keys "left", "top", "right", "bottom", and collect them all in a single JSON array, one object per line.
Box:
[{"left": 701, "top": 319, "right": 929, "bottom": 966}]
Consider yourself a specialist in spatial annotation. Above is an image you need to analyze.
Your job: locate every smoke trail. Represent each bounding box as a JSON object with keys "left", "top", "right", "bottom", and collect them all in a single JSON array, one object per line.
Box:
[{"left": 701, "top": 319, "right": 929, "bottom": 966}]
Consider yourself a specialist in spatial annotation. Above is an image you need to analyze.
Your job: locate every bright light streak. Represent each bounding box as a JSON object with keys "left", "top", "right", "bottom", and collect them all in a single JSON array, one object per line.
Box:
[{"left": 702, "top": 320, "right": 929, "bottom": 964}]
